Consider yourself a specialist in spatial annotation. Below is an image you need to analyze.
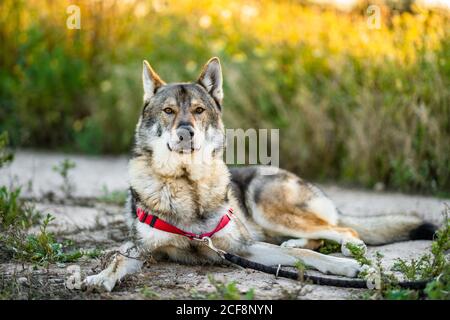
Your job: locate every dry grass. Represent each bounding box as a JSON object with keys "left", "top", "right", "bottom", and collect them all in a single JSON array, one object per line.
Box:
[{"left": 0, "top": 0, "right": 449, "bottom": 193}]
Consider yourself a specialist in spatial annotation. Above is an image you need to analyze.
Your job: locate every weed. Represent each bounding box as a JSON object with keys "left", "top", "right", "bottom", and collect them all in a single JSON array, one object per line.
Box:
[
  {"left": 83, "top": 248, "right": 103, "bottom": 259},
  {"left": 99, "top": 186, "right": 127, "bottom": 206},
  {"left": 2, "top": 2, "right": 450, "bottom": 193},
  {"left": 0, "top": 132, "right": 99, "bottom": 299},
  {"left": 206, "top": 275, "right": 255, "bottom": 300},
  {"left": 189, "top": 289, "right": 207, "bottom": 300},
  {"left": 344, "top": 242, "right": 372, "bottom": 267},
  {"left": 318, "top": 240, "right": 341, "bottom": 254},
  {"left": 383, "top": 289, "right": 419, "bottom": 300},
  {"left": 6, "top": 215, "right": 72, "bottom": 265},
  {"left": 2, "top": 213, "right": 102, "bottom": 266},
  {"left": 52, "top": 159, "right": 76, "bottom": 198},
  {"left": 392, "top": 255, "right": 435, "bottom": 281},
  {"left": 294, "top": 260, "right": 308, "bottom": 282},
  {"left": 424, "top": 264, "right": 450, "bottom": 300},
  {"left": 346, "top": 206, "right": 450, "bottom": 300},
  {"left": 140, "top": 286, "right": 160, "bottom": 299},
  {"left": 392, "top": 206, "right": 449, "bottom": 282},
  {"left": 0, "top": 186, "right": 41, "bottom": 230},
  {"left": 0, "top": 132, "right": 13, "bottom": 168}
]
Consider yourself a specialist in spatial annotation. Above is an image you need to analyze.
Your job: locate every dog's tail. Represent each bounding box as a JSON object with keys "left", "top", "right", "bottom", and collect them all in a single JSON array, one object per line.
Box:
[{"left": 338, "top": 212, "right": 437, "bottom": 245}]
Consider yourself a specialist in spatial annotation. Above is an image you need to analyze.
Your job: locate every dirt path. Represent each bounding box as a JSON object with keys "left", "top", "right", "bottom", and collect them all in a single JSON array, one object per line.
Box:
[{"left": 1, "top": 150, "right": 448, "bottom": 299}]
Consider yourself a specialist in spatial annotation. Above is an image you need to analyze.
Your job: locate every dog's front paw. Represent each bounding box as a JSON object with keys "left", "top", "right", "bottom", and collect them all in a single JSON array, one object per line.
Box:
[
  {"left": 341, "top": 238, "right": 367, "bottom": 257},
  {"left": 82, "top": 273, "right": 116, "bottom": 292}
]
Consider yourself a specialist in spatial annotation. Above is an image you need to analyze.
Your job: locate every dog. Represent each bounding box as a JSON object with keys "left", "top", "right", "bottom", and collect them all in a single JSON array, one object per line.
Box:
[{"left": 83, "top": 57, "right": 436, "bottom": 292}]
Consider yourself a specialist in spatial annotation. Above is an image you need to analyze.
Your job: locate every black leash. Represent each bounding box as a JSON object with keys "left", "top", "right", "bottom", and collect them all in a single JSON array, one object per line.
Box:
[
  {"left": 222, "top": 251, "right": 431, "bottom": 290},
  {"left": 199, "top": 236, "right": 432, "bottom": 290}
]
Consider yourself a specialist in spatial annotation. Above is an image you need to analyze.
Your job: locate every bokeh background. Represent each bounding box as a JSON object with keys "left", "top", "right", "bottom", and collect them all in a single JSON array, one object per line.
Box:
[{"left": 0, "top": 0, "right": 449, "bottom": 194}]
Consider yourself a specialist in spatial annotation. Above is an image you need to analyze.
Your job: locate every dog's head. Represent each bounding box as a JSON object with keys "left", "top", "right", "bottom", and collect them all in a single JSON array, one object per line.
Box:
[{"left": 134, "top": 58, "right": 225, "bottom": 160}]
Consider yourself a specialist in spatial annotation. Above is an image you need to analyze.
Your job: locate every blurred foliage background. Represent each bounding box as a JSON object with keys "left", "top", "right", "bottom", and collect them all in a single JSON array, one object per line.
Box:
[{"left": 0, "top": 0, "right": 449, "bottom": 194}]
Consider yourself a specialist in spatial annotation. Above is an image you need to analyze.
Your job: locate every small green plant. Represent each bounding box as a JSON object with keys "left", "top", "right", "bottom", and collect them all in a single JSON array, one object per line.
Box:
[
  {"left": 8, "top": 214, "right": 76, "bottom": 265},
  {"left": 2, "top": 213, "right": 101, "bottom": 266},
  {"left": 351, "top": 250, "right": 402, "bottom": 300},
  {"left": 383, "top": 288, "right": 419, "bottom": 300},
  {"left": 345, "top": 242, "right": 372, "bottom": 267},
  {"left": 83, "top": 247, "right": 103, "bottom": 259},
  {"left": 392, "top": 255, "right": 434, "bottom": 281},
  {"left": 1, "top": 131, "right": 41, "bottom": 241},
  {"left": 0, "top": 272, "right": 22, "bottom": 300},
  {"left": 347, "top": 206, "right": 450, "bottom": 300},
  {"left": 0, "top": 186, "right": 41, "bottom": 230},
  {"left": 0, "top": 137, "right": 96, "bottom": 273},
  {"left": 0, "top": 132, "right": 13, "bottom": 168},
  {"left": 206, "top": 275, "right": 254, "bottom": 300},
  {"left": 424, "top": 264, "right": 449, "bottom": 300},
  {"left": 392, "top": 207, "right": 449, "bottom": 282},
  {"left": 318, "top": 240, "right": 341, "bottom": 254},
  {"left": 294, "top": 260, "right": 308, "bottom": 282},
  {"left": 100, "top": 186, "right": 127, "bottom": 206},
  {"left": 52, "top": 159, "right": 76, "bottom": 197},
  {"left": 140, "top": 286, "right": 160, "bottom": 299}
]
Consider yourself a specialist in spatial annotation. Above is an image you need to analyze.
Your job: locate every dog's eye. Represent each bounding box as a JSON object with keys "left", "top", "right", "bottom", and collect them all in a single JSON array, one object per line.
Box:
[
  {"left": 195, "top": 107, "right": 205, "bottom": 114},
  {"left": 163, "top": 108, "right": 174, "bottom": 114}
]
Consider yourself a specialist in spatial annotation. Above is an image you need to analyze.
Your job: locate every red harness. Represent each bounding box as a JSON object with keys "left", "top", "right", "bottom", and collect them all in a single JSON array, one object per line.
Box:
[{"left": 136, "top": 207, "right": 234, "bottom": 240}]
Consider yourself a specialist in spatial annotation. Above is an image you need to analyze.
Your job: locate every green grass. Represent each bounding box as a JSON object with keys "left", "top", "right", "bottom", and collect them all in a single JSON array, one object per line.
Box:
[
  {"left": 140, "top": 286, "right": 161, "bottom": 299},
  {"left": 2, "top": 214, "right": 101, "bottom": 266},
  {"left": 424, "top": 264, "right": 450, "bottom": 300},
  {"left": 52, "top": 159, "right": 76, "bottom": 198},
  {"left": 0, "top": 132, "right": 13, "bottom": 167},
  {"left": 99, "top": 186, "right": 127, "bottom": 206},
  {"left": 207, "top": 275, "right": 255, "bottom": 300},
  {"left": 0, "top": 186, "right": 41, "bottom": 230},
  {"left": 1, "top": 1, "right": 449, "bottom": 193},
  {"left": 345, "top": 208, "right": 450, "bottom": 300},
  {"left": 318, "top": 240, "right": 340, "bottom": 254},
  {"left": 344, "top": 242, "right": 373, "bottom": 268},
  {"left": 190, "top": 275, "right": 255, "bottom": 300},
  {"left": 0, "top": 132, "right": 101, "bottom": 266},
  {"left": 0, "top": 133, "right": 42, "bottom": 236},
  {"left": 392, "top": 208, "right": 449, "bottom": 281}
]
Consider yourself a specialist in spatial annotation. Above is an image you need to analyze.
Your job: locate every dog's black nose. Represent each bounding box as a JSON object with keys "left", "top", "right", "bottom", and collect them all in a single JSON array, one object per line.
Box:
[{"left": 176, "top": 125, "right": 195, "bottom": 141}]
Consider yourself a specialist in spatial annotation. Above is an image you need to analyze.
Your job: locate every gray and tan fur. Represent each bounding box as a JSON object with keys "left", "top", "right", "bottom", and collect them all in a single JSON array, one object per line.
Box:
[{"left": 83, "top": 58, "right": 436, "bottom": 292}]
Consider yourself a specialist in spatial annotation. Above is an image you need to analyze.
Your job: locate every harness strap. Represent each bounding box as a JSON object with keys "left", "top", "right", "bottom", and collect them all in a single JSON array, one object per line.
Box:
[{"left": 136, "top": 207, "right": 234, "bottom": 240}]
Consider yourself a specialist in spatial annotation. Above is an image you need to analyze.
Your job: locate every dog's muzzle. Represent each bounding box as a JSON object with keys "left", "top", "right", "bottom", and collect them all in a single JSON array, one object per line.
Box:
[{"left": 168, "top": 126, "right": 200, "bottom": 153}]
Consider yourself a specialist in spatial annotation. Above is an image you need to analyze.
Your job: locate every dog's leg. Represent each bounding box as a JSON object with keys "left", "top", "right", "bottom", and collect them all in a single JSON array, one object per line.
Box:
[
  {"left": 280, "top": 238, "right": 323, "bottom": 250},
  {"left": 244, "top": 241, "right": 361, "bottom": 278},
  {"left": 248, "top": 171, "right": 366, "bottom": 256},
  {"left": 275, "top": 225, "right": 366, "bottom": 257},
  {"left": 83, "top": 242, "right": 143, "bottom": 292},
  {"left": 261, "top": 213, "right": 365, "bottom": 256}
]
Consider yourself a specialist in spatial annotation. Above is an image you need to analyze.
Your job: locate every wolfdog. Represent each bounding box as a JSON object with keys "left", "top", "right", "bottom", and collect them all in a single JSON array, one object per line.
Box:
[{"left": 83, "top": 57, "right": 435, "bottom": 292}]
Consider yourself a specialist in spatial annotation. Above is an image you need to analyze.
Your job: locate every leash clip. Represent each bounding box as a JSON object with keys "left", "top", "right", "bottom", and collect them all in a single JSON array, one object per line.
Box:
[{"left": 196, "top": 236, "right": 226, "bottom": 259}]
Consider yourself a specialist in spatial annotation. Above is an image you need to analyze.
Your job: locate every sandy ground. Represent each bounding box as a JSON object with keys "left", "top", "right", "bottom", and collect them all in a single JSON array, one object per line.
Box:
[{"left": 0, "top": 150, "right": 449, "bottom": 300}]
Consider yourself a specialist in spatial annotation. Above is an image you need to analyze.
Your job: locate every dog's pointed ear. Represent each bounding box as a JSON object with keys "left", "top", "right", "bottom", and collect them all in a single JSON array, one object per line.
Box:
[
  {"left": 142, "top": 60, "right": 165, "bottom": 102},
  {"left": 197, "top": 57, "right": 223, "bottom": 106}
]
